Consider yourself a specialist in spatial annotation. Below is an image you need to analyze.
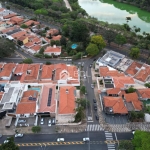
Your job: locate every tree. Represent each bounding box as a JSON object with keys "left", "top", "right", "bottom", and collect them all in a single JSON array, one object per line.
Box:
[
  {"left": 69, "top": 20, "right": 89, "bottom": 42},
  {"left": 74, "top": 106, "right": 85, "bottom": 122},
  {"left": 118, "top": 140, "right": 134, "bottom": 150},
  {"left": 0, "top": 38, "right": 15, "bottom": 58},
  {"left": 39, "top": 47, "right": 44, "bottom": 54},
  {"left": 20, "top": 24, "right": 28, "bottom": 29},
  {"left": 45, "top": 61, "right": 51, "bottom": 65},
  {"left": 132, "top": 131, "right": 150, "bottom": 150},
  {"left": 6, "top": 5, "right": 10, "bottom": 10},
  {"left": 126, "top": 87, "right": 136, "bottom": 93},
  {"left": 22, "top": 58, "right": 33, "bottom": 64},
  {"left": 0, "top": 137, "right": 19, "bottom": 150},
  {"left": 32, "top": 126, "right": 41, "bottom": 133},
  {"left": 76, "top": 98, "right": 90, "bottom": 109},
  {"left": 80, "top": 86, "right": 86, "bottom": 94},
  {"left": 115, "top": 34, "right": 126, "bottom": 46},
  {"left": 34, "top": 8, "right": 48, "bottom": 18},
  {"left": 144, "top": 83, "right": 150, "bottom": 88},
  {"left": 90, "top": 35, "right": 106, "bottom": 51},
  {"left": 104, "top": 30, "right": 116, "bottom": 45},
  {"left": 130, "top": 47, "right": 140, "bottom": 59},
  {"left": 86, "top": 43, "right": 99, "bottom": 56},
  {"left": 60, "top": 36, "right": 67, "bottom": 46}
]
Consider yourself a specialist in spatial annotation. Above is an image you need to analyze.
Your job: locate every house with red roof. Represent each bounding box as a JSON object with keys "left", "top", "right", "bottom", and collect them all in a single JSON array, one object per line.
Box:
[
  {"left": 44, "top": 45, "right": 61, "bottom": 56},
  {"left": 137, "top": 89, "right": 150, "bottom": 101},
  {"left": 57, "top": 86, "right": 77, "bottom": 123}
]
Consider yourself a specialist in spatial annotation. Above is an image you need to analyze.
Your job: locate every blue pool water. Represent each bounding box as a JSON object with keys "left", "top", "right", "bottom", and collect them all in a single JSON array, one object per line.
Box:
[
  {"left": 29, "top": 87, "right": 41, "bottom": 93},
  {"left": 71, "top": 44, "right": 78, "bottom": 49}
]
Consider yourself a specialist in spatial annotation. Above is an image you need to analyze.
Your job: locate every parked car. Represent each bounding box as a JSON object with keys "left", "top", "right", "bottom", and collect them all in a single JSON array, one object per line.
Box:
[
  {"left": 93, "top": 99, "right": 96, "bottom": 103},
  {"left": 93, "top": 58, "right": 96, "bottom": 61},
  {"left": 4, "top": 140, "right": 9, "bottom": 144},
  {"left": 132, "top": 130, "right": 135, "bottom": 134},
  {"left": 57, "top": 138, "right": 64, "bottom": 142},
  {"left": 83, "top": 137, "right": 90, "bottom": 142},
  {"left": 18, "top": 120, "right": 26, "bottom": 123},
  {"left": 0, "top": 134, "right": 2, "bottom": 138},
  {"left": 15, "top": 134, "right": 23, "bottom": 138},
  {"left": 52, "top": 118, "right": 55, "bottom": 125},
  {"left": 48, "top": 119, "right": 51, "bottom": 126},
  {"left": 95, "top": 114, "right": 99, "bottom": 120},
  {"left": 93, "top": 103, "right": 97, "bottom": 110},
  {"left": 40, "top": 118, "right": 44, "bottom": 125},
  {"left": 91, "top": 84, "right": 94, "bottom": 88},
  {"left": 89, "top": 64, "right": 92, "bottom": 68},
  {"left": 81, "top": 62, "right": 84, "bottom": 66}
]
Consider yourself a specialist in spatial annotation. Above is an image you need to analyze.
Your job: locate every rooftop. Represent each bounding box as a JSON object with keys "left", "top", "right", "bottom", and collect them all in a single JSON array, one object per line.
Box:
[
  {"left": 59, "top": 86, "right": 76, "bottom": 114},
  {"left": 97, "top": 51, "right": 125, "bottom": 67},
  {"left": 137, "top": 89, "right": 150, "bottom": 99},
  {"left": 12, "top": 30, "right": 26, "bottom": 39},
  {"left": 51, "top": 35, "right": 61, "bottom": 41},
  {"left": 125, "top": 61, "right": 143, "bottom": 76},
  {"left": 44, "top": 46, "right": 61, "bottom": 53},
  {"left": 24, "top": 20, "right": 40, "bottom": 26},
  {"left": 38, "top": 84, "right": 56, "bottom": 113},
  {"left": 113, "top": 76, "right": 135, "bottom": 88},
  {"left": 106, "top": 88, "right": 121, "bottom": 95},
  {"left": 103, "top": 96, "right": 128, "bottom": 114}
]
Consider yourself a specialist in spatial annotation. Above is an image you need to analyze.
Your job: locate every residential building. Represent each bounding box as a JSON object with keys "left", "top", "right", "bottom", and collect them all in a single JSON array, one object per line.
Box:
[
  {"left": 24, "top": 20, "right": 40, "bottom": 27},
  {"left": 0, "top": 63, "right": 16, "bottom": 80},
  {"left": 137, "top": 89, "right": 150, "bottom": 101},
  {"left": 124, "top": 92, "right": 142, "bottom": 111},
  {"left": 3, "top": 13, "right": 17, "bottom": 19},
  {"left": 10, "top": 16, "right": 24, "bottom": 25},
  {"left": 40, "top": 63, "right": 80, "bottom": 85},
  {"left": 46, "top": 29, "right": 59, "bottom": 37},
  {"left": 44, "top": 45, "right": 61, "bottom": 56},
  {"left": 18, "top": 35, "right": 28, "bottom": 45},
  {"left": 38, "top": 84, "right": 56, "bottom": 117},
  {"left": 28, "top": 45, "right": 41, "bottom": 54},
  {"left": 57, "top": 86, "right": 76, "bottom": 123},
  {"left": 106, "top": 88, "right": 121, "bottom": 97},
  {"left": 99, "top": 66, "right": 124, "bottom": 77},
  {"left": 103, "top": 96, "right": 128, "bottom": 115},
  {"left": 52, "top": 35, "right": 61, "bottom": 41}
]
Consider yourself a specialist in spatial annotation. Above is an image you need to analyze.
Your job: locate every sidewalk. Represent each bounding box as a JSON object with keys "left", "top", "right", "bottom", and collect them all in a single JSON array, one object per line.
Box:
[{"left": 63, "top": 0, "right": 72, "bottom": 11}]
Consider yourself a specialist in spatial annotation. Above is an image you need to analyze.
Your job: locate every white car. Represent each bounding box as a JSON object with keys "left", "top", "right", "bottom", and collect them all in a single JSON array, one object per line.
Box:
[
  {"left": 40, "top": 118, "right": 44, "bottom": 125},
  {"left": 132, "top": 130, "right": 135, "bottom": 134},
  {"left": 4, "top": 140, "right": 9, "bottom": 144},
  {"left": 18, "top": 120, "right": 26, "bottom": 123},
  {"left": 48, "top": 119, "right": 51, "bottom": 126},
  {"left": 15, "top": 134, "right": 24, "bottom": 138},
  {"left": 83, "top": 137, "right": 90, "bottom": 142},
  {"left": 57, "top": 138, "right": 64, "bottom": 142},
  {"left": 91, "top": 84, "right": 94, "bottom": 88}
]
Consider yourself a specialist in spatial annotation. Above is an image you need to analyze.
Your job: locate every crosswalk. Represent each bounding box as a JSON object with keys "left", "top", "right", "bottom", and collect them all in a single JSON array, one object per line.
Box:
[
  {"left": 85, "top": 124, "right": 103, "bottom": 131},
  {"left": 105, "top": 131, "right": 116, "bottom": 150}
]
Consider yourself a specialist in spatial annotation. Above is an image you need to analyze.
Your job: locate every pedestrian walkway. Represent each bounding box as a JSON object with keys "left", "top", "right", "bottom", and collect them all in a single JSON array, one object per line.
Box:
[
  {"left": 105, "top": 131, "right": 116, "bottom": 150},
  {"left": 85, "top": 124, "right": 103, "bottom": 131}
]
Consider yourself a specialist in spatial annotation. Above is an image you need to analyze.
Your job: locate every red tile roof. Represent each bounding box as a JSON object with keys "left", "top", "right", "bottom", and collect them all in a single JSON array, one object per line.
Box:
[
  {"left": 126, "top": 61, "right": 143, "bottom": 76},
  {"left": 113, "top": 77, "right": 135, "bottom": 88},
  {"left": 24, "top": 42, "right": 34, "bottom": 48},
  {"left": 137, "top": 89, "right": 150, "bottom": 99},
  {"left": 44, "top": 46, "right": 61, "bottom": 53},
  {"left": 24, "top": 20, "right": 40, "bottom": 26},
  {"left": 24, "top": 64, "right": 40, "bottom": 81},
  {"left": 134, "top": 64, "right": 150, "bottom": 82},
  {"left": 10, "top": 16, "right": 24, "bottom": 24},
  {"left": 47, "top": 29, "right": 59, "bottom": 36},
  {"left": 3, "top": 13, "right": 16, "bottom": 19},
  {"left": 103, "top": 96, "right": 128, "bottom": 114},
  {"left": 99, "top": 66, "right": 124, "bottom": 77},
  {"left": 59, "top": 86, "right": 76, "bottom": 114},
  {"left": 106, "top": 88, "right": 121, "bottom": 95},
  {"left": 52, "top": 35, "right": 61, "bottom": 41},
  {"left": 38, "top": 84, "right": 56, "bottom": 113},
  {"left": 14, "top": 64, "right": 29, "bottom": 75},
  {"left": 16, "top": 90, "right": 38, "bottom": 114},
  {"left": 0, "top": 63, "right": 16, "bottom": 78},
  {"left": 12, "top": 31, "right": 26, "bottom": 39},
  {"left": 124, "top": 92, "right": 142, "bottom": 110},
  {"left": 41, "top": 64, "right": 78, "bottom": 80},
  {"left": 30, "top": 45, "right": 41, "bottom": 52},
  {"left": 1, "top": 26, "right": 19, "bottom": 34}
]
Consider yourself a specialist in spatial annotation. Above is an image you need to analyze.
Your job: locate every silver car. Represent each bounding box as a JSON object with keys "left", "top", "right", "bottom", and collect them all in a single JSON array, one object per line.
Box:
[{"left": 15, "top": 134, "right": 23, "bottom": 138}]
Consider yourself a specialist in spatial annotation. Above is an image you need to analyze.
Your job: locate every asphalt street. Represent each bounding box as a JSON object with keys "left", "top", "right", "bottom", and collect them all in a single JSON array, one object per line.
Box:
[{"left": 0, "top": 132, "right": 133, "bottom": 150}]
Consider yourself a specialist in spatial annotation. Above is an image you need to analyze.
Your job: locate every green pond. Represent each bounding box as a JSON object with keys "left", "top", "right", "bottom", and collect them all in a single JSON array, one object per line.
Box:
[{"left": 78, "top": 0, "right": 150, "bottom": 33}]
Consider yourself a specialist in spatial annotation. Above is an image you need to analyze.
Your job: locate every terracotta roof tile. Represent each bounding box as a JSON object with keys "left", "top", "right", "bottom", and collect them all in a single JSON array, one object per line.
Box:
[
  {"left": 14, "top": 64, "right": 29, "bottom": 75},
  {"left": 44, "top": 46, "right": 61, "bottom": 53},
  {"left": 0, "top": 63, "right": 16, "bottom": 78},
  {"left": 24, "top": 42, "right": 35, "bottom": 48},
  {"left": 52, "top": 35, "right": 61, "bottom": 41},
  {"left": 134, "top": 64, "right": 150, "bottom": 82},
  {"left": 12, "top": 31, "right": 26, "bottom": 39},
  {"left": 113, "top": 77, "right": 135, "bottom": 88},
  {"left": 138, "top": 89, "right": 150, "bottom": 99},
  {"left": 24, "top": 20, "right": 40, "bottom": 26},
  {"left": 47, "top": 29, "right": 59, "bottom": 36},
  {"left": 30, "top": 45, "right": 41, "bottom": 52},
  {"left": 38, "top": 84, "right": 56, "bottom": 113},
  {"left": 10, "top": 16, "right": 24, "bottom": 24},
  {"left": 59, "top": 86, "right": 76, "bottom": 114},
  {"left": 3, "top": 13, "right": 16, "bottom": 19},
  {"left": 106, "top": 88, "right": 121, "bottom": 95},
  {"left": 126, "top": 61, "right": 143, "bottom": 76},
  {"left": 103, "top": 96, "right": 128, "bottom": 114},
  {"left": 124, "top": 92, "right": 142, "bottom": 110}
]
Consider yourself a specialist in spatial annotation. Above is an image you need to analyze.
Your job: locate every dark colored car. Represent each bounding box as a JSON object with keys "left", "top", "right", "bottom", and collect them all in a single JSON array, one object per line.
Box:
[
  {"left": 93, "top": 99, "right": 96, "bottom": 103},
  {"left": 95, "top": 114, "right": 99, "bottom": 120},
  {"left": 93, "top": 58, "right": 96, "bottom": 61},
  {"left": 93, "top": 103, "right": 97, "bottom": 110}
]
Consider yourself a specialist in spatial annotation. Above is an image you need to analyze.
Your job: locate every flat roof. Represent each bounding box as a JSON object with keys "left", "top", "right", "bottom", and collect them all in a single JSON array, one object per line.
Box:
[
  {"left": 2, "top": 102, "right": 15, "bottom": 110},
  {"left": 105, "top": 84, "right": 114, "bottom": 88}
]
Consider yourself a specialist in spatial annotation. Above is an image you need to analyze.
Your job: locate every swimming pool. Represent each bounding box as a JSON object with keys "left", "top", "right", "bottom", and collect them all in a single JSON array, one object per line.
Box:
[
  {"left": 28, "top": 87, "right": 41, "bottom": 93},
  {"left": 71, "top": 44, "right": 78, "bottom": 49}
]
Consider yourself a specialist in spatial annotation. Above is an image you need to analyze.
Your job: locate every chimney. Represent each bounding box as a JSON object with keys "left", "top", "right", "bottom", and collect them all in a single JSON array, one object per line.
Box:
[{"left": 66, "top": 89, "right": 69, "bottom": 94}]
